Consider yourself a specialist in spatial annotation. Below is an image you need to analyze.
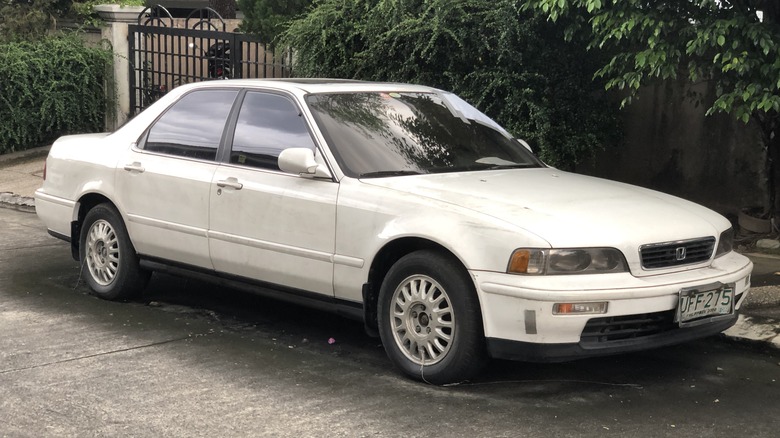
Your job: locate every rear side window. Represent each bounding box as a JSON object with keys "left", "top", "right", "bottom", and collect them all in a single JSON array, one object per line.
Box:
[
  {"left": 230, "top": 92, "right": 316, "bottom": 171},
  {"left": 143, "top": 89, "right": 239, "bottom": 160}
]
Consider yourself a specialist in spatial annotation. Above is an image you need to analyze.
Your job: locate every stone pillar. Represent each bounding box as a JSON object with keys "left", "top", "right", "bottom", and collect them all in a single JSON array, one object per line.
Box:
[{"left": 95, "top": 5, "right": 145, "bottom": 130}]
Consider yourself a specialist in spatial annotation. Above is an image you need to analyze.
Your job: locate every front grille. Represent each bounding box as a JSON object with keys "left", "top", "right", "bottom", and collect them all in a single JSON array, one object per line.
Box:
[
  {"left": 640, "top": 237, "right": 716, "bottom": 269},
  {"left": 580, "top": 310, "right": 677, "bottom": 345}
]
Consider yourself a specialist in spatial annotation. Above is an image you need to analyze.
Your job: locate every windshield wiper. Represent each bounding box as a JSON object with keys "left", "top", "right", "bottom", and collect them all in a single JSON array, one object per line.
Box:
[
  {"left": 359, "top": 170, "right": 424, "bottom": 178},
  {"left": 476, "top": 163, "right": 538, "bottom": 170}
]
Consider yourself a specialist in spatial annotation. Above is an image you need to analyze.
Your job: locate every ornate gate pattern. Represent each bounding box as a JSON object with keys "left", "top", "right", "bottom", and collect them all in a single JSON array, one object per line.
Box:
[{"left": 128, "top": 5, "right": 293, "bottom": 115}]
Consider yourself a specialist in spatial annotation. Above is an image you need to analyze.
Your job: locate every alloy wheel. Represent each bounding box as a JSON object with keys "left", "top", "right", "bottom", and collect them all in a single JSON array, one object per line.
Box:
[
  {"left": 85, "top": 219, "right": 120, "bottom": 286},
  {"left": 390, "top": 274, "right": 455, "bottom": 365}
]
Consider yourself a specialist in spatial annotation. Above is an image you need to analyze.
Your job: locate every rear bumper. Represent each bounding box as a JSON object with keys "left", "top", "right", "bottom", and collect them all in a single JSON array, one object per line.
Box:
[{"left": 35, "top": 189, "right": 75, "bottom": 238}]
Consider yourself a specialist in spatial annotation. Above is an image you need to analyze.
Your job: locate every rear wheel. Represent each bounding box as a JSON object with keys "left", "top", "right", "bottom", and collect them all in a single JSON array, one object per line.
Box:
[
  {"left": 79, "top": 203, "right": 149, "bottom": 300},
  {"left": 377, "top": 250, "right": 487, "bottom": 384}
]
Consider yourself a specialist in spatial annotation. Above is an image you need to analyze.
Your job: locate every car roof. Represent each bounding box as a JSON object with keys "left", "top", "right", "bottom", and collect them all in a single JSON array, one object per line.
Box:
[{"left": 178, "top": 78, "right": 440, "bottom": 94}]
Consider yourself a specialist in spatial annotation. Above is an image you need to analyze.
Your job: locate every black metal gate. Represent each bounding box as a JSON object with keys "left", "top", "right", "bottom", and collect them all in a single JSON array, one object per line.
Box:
[{"left": 128, "top": 6, "right": 293, "bottom": 116}]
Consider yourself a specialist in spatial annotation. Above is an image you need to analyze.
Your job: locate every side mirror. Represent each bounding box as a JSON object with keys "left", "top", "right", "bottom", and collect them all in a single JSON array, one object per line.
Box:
[{"left": 278, "top": 148, "right": 332, "bottom": 179}]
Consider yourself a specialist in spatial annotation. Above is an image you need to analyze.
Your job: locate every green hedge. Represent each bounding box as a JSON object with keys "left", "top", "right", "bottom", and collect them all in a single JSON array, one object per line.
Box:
[{"left": 0, "top": 35, "right": 113, "bottom": 154}]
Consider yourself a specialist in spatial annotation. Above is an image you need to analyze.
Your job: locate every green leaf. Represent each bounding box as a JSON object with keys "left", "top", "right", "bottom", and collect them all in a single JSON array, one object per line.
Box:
[
  {"left": 717, "top": 35, "right": 725, "bottom": 46},
  {"left": 760, "top": 38, "right": 771, "bottom": 56},
  {"left": 635, "top": 52, "right": 646, "bottom": 67}
]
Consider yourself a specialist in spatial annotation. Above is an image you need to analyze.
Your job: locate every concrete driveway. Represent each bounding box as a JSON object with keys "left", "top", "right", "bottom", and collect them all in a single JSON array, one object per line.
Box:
[{"left": 2, "top": 207, "right": 780, "bottom": 437}]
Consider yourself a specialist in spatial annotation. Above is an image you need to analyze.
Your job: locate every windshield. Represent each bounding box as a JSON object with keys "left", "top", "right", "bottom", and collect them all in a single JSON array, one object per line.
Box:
[{"left": 305, "top": 91, "right": 543, "bottom": 178}]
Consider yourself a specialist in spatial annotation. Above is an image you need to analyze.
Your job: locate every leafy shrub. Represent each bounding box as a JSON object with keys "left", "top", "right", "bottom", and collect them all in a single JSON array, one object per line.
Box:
[
  {"left": 0, "top": 34, "right": 113, "bottom": 154},
  {"left": 281, "top": 0, "right": 621, "bottom": 169},
  {"left": 238, "top": 0, "right": 312, "bottom": 43},
  {"left": 0, "top": 0, "right": 70, "bottom": 41}
]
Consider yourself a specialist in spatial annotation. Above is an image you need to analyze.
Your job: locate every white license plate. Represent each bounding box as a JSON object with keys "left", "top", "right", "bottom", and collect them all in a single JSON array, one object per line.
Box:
[{"left": 677, "top": 284, "right": 734, "bottom": 326}]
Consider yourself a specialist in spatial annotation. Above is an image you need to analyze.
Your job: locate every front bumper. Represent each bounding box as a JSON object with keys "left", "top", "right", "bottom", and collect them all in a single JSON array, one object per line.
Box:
[
  {"left": 486, "top": 310, "right": 738, "bottom": 362},
  {"left": 472, "top": 251, "right": 753, "bottom": 362}
]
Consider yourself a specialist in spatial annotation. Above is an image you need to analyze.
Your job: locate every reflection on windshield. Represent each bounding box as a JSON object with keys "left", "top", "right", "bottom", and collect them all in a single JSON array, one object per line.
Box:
[{"left": 305, "top": 92, "right": 542, "bottom": 178}]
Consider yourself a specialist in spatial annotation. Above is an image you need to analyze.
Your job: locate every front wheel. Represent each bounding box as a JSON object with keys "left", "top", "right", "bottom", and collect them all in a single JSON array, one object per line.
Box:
[
  {"left": 79, "top": 203, "right": 149, "bottom": 300},
  {"left": 377, "top": 250, "right": 487, "bottom": 384}
]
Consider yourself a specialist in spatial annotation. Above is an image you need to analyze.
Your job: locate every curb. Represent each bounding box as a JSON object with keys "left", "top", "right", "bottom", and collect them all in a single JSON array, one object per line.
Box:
[
  {"left": 0, "top": 145, "right": 50, "bottom": 164},
  {"left": 722, "top": 314, "right": 780, "bottom": 349},
  {"left": 0, "top": 192, "right": 35, "bottom": 213},
  {"left": 0, "top": 145, "right": 48, "bottom": 213}
]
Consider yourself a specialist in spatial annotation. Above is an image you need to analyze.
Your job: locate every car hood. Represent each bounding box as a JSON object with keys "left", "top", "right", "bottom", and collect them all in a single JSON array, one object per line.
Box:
[{"left": 359, "top": 168, "right": 729, "bottom": 249}]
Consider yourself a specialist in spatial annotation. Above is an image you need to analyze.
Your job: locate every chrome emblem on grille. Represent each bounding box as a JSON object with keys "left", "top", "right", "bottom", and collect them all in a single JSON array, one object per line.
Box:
[{"left": 675, "top": 247, "right": 687, "bottom": 261}]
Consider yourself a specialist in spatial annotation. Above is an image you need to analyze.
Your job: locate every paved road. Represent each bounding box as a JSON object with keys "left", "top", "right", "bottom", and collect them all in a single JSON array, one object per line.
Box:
[{"left": 2, "top": 207, "right": 779, "bottom": 437}]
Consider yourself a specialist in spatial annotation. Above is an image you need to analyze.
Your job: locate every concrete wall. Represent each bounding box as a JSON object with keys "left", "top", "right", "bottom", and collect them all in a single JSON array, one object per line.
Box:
[{"left": 577, "top": 80, "right": 768, "bottom": 216}]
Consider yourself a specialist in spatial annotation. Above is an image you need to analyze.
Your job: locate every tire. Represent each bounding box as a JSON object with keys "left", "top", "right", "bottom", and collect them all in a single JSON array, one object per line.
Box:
[
  {"left": 377, "top": 250, "right": 487, "bottom": 384},
  {"left": 79, "top": 203, "right": 149, "bottom": 300}
]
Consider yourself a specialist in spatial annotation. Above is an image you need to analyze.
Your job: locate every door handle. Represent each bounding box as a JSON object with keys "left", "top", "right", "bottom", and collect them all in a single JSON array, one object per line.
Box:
[
  {"left": 123, "top": 162, "right": 145, "bottom": 173},
  {"left": 216, "top": 178, "right": 243, "bottom": 190}
]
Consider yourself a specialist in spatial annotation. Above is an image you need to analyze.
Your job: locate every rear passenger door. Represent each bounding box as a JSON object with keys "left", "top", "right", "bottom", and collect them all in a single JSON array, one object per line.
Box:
[
  {"left": 115, "top": 89, "right": 239, "bottom": 269},
  {"left": 208, "top": 90, "right": 338, "bottom": 295}
]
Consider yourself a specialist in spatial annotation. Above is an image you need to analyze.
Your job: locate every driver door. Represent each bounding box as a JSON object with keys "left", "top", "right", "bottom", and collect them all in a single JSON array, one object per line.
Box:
[{"left": 208, "top": 91, "right": 338, "bottom": 295}]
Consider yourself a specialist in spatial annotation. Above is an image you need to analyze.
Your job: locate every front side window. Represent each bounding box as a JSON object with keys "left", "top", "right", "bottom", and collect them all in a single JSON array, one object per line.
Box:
[
  {"left": 230, "top": 92, "right": 316, "bottom": 171},
  {"left": 143, "top": 89, "right": 239, "bottom": 160},
  {"left": 305, "top": 91, "right": 542, "bottom": 178}
]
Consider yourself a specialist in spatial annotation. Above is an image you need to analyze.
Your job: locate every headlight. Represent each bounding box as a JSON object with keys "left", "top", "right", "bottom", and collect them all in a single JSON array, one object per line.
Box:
[
  {"left": 715, "top": 227, "right": 734, "bottom": 258},
  {"left": 508, "top": 248, "right": 628, "bottom": 275}
]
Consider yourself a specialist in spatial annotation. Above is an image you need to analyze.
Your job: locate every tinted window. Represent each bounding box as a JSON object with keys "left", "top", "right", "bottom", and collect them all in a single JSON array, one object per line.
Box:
[
  {"left": 144, "top": 89, "right": 238, "bottom": 160},
  {"left": 230, "top": 92, "right": 315, "bottom": 170},
  {"left": 305, "top": 92, "right": 542, "bottom": 177}
]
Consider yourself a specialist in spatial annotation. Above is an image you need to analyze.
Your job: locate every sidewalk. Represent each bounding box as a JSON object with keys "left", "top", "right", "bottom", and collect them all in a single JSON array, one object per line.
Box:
[
  {"left": 1, "top": 147, "right": 779, "bottom": 351},
  {"left": 0, "top": 145, "right": 48, "bottom": 212}
]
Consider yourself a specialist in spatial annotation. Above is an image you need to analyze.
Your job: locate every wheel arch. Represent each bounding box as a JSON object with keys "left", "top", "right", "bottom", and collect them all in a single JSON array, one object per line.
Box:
[
  {"left": 70, "top": 193, "right": 120, "bottom": 260},
  {"left": 362, "top": 237, "right": 477, "bottom": 335}
]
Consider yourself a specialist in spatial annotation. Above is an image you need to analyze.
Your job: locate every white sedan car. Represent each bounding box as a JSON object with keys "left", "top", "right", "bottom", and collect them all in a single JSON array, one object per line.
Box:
[{"left": 36, "top": 79, "right": 753, "bottom": 383}]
